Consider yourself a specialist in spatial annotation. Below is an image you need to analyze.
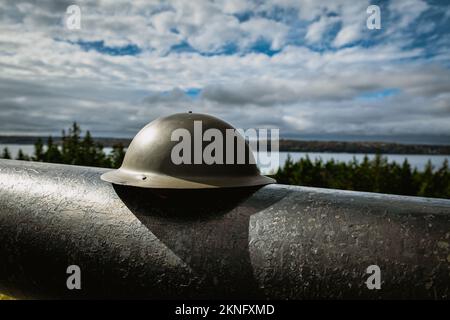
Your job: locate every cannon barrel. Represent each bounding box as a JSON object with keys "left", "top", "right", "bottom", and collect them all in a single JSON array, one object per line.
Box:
[{"left": 0, "top": 159, "right": 449, "bottom": 299}]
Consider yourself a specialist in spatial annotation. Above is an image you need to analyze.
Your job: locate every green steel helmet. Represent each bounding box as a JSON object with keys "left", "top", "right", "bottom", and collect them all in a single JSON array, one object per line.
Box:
[{"left": 101, "top": 112, "right": 275, "bottom": 189}]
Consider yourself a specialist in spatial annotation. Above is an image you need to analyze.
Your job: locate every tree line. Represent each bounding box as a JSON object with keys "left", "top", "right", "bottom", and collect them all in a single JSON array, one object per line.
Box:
[
  {"left": 1, "top": 122, "right": 449, "bottom": 199},
  {"left": 0, "top": 123, "right": 125, "bottom": 169},
  {"left": 274, "top": 155, "right": 450, "bottom": 199}
]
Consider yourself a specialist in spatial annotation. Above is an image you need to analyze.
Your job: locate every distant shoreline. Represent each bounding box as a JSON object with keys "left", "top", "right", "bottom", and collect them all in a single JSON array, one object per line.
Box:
[{"left": 1, "top": 136, "right": 450, "bottom": 155}]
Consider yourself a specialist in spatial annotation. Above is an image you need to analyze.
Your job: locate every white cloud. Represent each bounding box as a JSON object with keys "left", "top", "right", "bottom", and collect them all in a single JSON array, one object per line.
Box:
[
  {"left": 333, "top": 25, "right": 361, "bottom": 47},
  {"left": 389, "top": 0, "right": 429, "bottom": 29},
  {"left": 305, "top": 16, "right": 338, "bottom": 44},
  {"left": 0, "top": 0, "right": 448, "bottom": 140}
]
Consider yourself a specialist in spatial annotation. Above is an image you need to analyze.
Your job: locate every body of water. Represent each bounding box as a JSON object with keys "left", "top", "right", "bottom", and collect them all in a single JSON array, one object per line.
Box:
[
  {"left": 1, "top": 144, "right": 448, "bottom": 174},
  {"left": 257, "top": 152, "right": 449, "bottom": 174}
]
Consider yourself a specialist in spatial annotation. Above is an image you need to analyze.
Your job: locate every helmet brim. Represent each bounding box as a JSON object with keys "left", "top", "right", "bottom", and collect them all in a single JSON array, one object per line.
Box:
[{"left": 101, "top": 168, "right": 275, "bottom": 189}]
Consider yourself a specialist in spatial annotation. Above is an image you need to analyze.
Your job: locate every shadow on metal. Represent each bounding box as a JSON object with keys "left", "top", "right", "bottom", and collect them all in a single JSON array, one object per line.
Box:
[{"left": 113, "top": 185, "right": 288, "bottom": 299}]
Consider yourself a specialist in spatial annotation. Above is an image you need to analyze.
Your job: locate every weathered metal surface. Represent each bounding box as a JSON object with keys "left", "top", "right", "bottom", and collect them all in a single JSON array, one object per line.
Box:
[{"left": 0, "top": 159, "right": 449, "bottom": 299}]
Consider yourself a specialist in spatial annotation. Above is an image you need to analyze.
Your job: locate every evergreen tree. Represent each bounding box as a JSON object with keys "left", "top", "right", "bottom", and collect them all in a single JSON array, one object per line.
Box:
[
  {"left": 61, "top": 122, "right": 82, "bottom": 165},
  {"left": 274, "top": 154, "right": 450, "bottom": 199},
  {"left": 398, "top": 159, "right": 416, "bottom": 195},
  {"left": 1, "top": 147, "right": 11, "bottom": 159},
  {"left": 418, "top": 160, "right": 434, "bottom": 197},
  {"left": 109, "top": 143, "right": 126, "bottom": 169},
  {"left": 16, "top": 149, "right": 30, "bottom": 161},
  {"left": 352, "top": 156, "right": 372, "bottom": 192},
  {"left": 33, "top": 138, "right": 45, "bottom": 161},
  {"left": 45, "top": 136, "right": 62, "bottom": 163}
]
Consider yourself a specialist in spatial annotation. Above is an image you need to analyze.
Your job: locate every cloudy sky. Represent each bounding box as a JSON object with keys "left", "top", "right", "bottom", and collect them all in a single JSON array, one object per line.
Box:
[{"left": 0, "top": 0, "right": 449, "bottom": 142}]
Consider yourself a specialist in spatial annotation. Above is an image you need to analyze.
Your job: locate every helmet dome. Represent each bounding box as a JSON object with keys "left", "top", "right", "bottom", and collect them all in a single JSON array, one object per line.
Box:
[{"left": 101, "top": 112, "right": 275, "bottom": 189}]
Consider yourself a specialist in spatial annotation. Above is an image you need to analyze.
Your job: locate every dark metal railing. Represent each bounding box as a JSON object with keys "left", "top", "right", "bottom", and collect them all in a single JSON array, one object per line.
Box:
[{"left": 0, "top": 159, "right": 449, "bottom": 299}]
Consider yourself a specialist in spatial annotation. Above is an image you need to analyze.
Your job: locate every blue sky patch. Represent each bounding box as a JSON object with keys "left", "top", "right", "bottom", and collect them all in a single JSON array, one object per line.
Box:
[
  {"left": 357, "top": 88, "right": 400, "bottom": 101},
  {"left": 248, "top": 39, "right": 282, "bottom": 56},
  {"left": 73, "top": 40, "right": 142, "bottom": 56},
  {"left": 185, "top": 88, "right": 201, "bottom": 98}
]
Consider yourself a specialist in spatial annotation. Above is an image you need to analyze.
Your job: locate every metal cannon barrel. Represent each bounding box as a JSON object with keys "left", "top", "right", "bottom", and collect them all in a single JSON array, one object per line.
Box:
[{"left": 0, "top": 159, "right": 449, "bottom": 299}]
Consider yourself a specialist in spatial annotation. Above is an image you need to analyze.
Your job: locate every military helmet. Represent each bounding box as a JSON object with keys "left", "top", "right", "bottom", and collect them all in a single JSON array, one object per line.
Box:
[{"left": 101, "top": 112, "right": 275, "bottom": 189}]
